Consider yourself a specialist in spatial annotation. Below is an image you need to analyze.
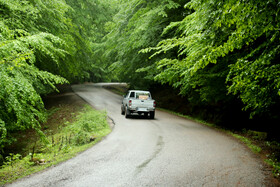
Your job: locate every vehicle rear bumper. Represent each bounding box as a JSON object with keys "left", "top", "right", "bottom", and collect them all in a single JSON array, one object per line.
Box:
[{"left": 128, "top": 107, "right": 155, "bottom": 113}]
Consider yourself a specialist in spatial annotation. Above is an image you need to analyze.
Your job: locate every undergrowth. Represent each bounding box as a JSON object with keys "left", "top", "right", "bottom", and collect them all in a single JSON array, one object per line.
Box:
[
  {"left": 264, "top": 141, "right": 280, "bottom": 178},
  {"left": 0, "top": 104, "right": 111, "bottom": 185}
]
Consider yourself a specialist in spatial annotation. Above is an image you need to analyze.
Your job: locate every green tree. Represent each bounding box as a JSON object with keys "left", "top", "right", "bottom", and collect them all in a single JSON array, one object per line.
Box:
[
  {"left": 0, "top": 0, "right": 114, "bottom": 151},
  {"left": 100, "top": 0, "right": 185, "bottom": 88},
  {"left": 64, "top": 0, "right": 114, "bottom": 82},
  {"left": 0, "top": 0, "right": 68, "bottom": 150},
  {"left": 146, "top": 0, "right": 280, "bottom": 118}
]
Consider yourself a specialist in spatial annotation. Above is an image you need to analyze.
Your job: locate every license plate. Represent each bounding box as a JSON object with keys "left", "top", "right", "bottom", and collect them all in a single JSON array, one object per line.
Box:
[{"left": 138, "top": 108, "right": 147, "bottom": 111}]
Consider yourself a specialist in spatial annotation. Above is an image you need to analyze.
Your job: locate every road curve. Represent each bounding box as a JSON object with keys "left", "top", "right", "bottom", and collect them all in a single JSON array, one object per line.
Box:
[{"left": 7, "top": 83, "right": 272, "bottom": 186}]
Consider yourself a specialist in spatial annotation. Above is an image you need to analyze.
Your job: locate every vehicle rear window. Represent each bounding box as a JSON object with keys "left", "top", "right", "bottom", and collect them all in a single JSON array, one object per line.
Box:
[{"left": 136, "top": 92, "right": 150, "bottom": 100}]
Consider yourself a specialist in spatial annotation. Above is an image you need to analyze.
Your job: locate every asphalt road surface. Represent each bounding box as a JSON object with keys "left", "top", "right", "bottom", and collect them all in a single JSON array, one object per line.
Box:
[{"left": 8, "top": 83, "right": 273, "bottom": 187}]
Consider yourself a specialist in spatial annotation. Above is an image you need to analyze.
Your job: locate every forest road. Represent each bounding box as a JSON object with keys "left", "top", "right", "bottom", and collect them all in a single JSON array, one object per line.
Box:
[{"left": 8, "top": 83, "right": 273, "bottom": 187}]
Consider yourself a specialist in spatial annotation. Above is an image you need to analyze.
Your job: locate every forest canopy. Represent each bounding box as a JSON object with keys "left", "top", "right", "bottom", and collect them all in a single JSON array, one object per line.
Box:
[
  {"left": 1, "top": 0, "right": 280, "bottom": 151},
  {"left": 99, "top": 0, "right": 280, "bottom": 119}
]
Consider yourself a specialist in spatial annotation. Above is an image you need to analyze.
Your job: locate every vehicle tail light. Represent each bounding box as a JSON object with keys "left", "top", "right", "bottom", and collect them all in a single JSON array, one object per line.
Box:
[
  {"left": 129, "top": 99, "right": 132, "bottom": 107},
  {"left": 153, "top": 101, "right": 156, "bottom": 107}
]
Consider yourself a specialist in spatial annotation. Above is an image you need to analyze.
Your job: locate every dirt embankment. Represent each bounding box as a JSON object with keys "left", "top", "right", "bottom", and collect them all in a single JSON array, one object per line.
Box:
[
  {"left": 43, "top": 84, "right": 86, "bottom": 109},
  {"left": 6, "top": 85, "right": 87, "bottom": 157}
]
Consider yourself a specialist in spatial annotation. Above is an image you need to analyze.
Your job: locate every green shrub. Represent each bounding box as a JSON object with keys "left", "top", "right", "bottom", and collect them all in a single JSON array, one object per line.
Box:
[
  {"left": 73, "top": 131, "right": 91, "bottom": 145},
  {"left": 0, "top": 104, "right": 111, "bottom": 185},
  {"left": 3, "top": 154, "right": 21, "bottom": 168}
]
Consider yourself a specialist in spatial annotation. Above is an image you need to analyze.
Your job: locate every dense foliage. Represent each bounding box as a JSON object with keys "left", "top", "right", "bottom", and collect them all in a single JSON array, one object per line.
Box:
[
  {"left": 146, "top": 0, "right": 280, "bottom": 118},
  {"left": 100, "top": 0, "right": 280, "bottom": 123},
  {"left": 99, "top": 0, "right": 186, "bottom": 88},
  {"left": 0, "top": 0, "right": 68, "bottom": 151},
  {"left": 0, "top": 0, "right": 112, "bottom": 152}
]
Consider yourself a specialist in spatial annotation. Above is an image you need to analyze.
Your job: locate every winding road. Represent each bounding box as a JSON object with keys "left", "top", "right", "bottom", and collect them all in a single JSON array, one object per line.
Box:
[{"left": 8, "top": 83, "right": 272, "bottom": 186}]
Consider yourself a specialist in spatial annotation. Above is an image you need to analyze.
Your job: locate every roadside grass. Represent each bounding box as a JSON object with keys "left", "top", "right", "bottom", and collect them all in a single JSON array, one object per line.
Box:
[
  {"left": 157, "top": 108, "right": 280, "bottom": 179},
  {"left": 0, "top": 104, "right": 111, "bottom": 185}
]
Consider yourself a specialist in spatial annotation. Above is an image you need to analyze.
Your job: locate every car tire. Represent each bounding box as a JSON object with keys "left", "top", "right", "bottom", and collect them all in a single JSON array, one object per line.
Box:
[
  {"left": 150, "top": 111, "right": 155, "bottom": 119},
  {"left": 125, "top": 107, "right": 130, "bottom": 118},
  {"left": 121, "top": 105, "right": 125, "bottom": 115},
  {"left": 144, "top": 113, "right": 148, "bottom": 118}
]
